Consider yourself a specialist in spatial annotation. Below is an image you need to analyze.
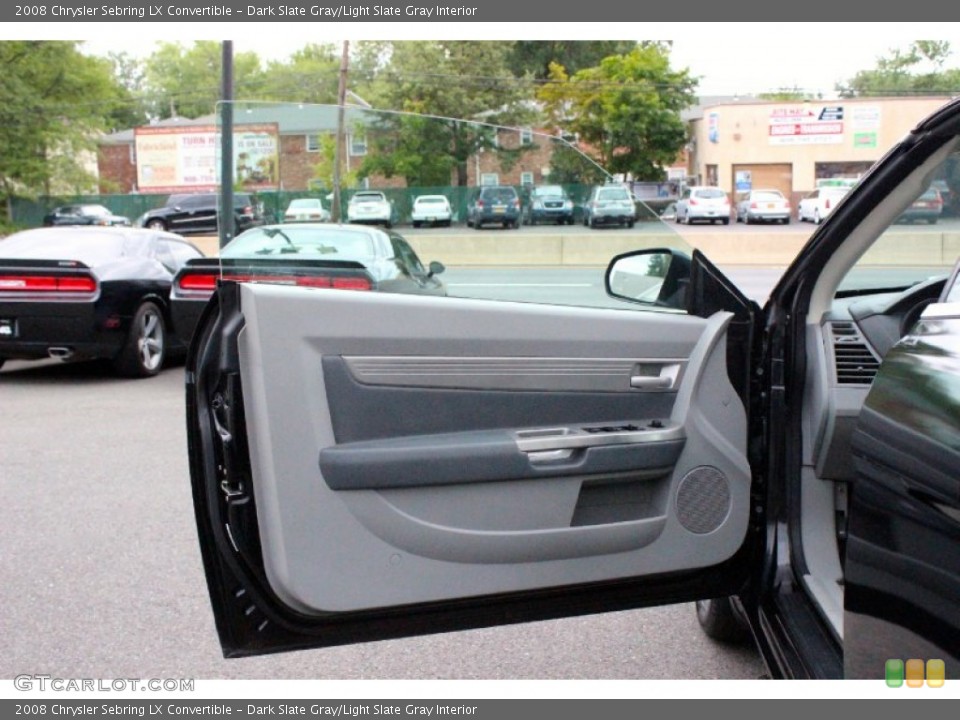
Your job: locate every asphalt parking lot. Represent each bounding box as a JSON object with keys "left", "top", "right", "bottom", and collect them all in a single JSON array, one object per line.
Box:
[{"left": 0, "top": 358, "right": 766, "bottom": 680}]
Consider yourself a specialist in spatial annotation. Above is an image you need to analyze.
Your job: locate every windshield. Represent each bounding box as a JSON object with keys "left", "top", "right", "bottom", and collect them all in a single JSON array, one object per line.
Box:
[
  {"left": 288, "top": 199, "right": 322, "bottom": 209},
  {"left": 0, "top": 229, "right": 135, "bottom": 265},
  {"left": 80, "top": 205, "right": 111, "bottom": 216},
  {"left": 597, "top": 188, "right": 630, "bottom": 201},
  {"left": 534, "top": 186, "right": 565, "bottom": 197},
  {"left": 416, "top": 197, "right": 447, "bottom": 205}
]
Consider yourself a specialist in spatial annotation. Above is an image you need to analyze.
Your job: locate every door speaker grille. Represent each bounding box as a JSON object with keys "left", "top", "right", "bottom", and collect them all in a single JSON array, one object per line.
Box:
[{"left": 676, "top": 466, "right": 730, "bottom": 534}]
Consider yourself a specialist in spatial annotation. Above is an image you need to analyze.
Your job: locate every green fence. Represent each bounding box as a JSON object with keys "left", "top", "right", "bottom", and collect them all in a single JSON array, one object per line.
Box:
[{"left": 11, "top": 185, "right": 670, "bottom": 229}]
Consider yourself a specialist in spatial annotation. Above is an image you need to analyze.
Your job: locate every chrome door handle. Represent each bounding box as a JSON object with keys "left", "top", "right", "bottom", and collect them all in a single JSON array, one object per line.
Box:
[{"left": 630, "top": 375, "right": 672, "bottom": 389}]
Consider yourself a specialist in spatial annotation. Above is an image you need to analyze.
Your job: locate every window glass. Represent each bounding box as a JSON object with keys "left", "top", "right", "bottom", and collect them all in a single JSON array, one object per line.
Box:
[
  {"left": 837, "top": 145, "right": 960, "bottom": 296},
  {"left": 216, "top": 102, "right": 694, "bottom": 313}
]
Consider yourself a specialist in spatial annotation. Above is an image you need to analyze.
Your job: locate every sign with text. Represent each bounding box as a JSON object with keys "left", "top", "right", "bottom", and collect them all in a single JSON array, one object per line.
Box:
[
  {"left": 134, "top": 123, "right": 279, "bottom": 194},
  {"left": 768, "top": 105, "right": 844, "bottom": 146}
]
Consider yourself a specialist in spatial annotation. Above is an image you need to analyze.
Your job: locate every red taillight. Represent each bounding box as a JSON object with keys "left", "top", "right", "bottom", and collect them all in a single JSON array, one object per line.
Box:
[
  {"left": 825, "top": 198, "right": 832, "bottom": 209},
  {"left": 331, "top": 277, "right": 372, "bottom": 291},
  {"left": 689, "top": 198, "right": 699, "bottom": 206},
  {"left": 177, "top": 274, "right": 218, "bottom": 292},
  {"left": 512, "top": 199, "right": 520, "bottom": 208},
  {"left": 750, "top": 202, "right": 758, "bottom": 209},
  {"left": 477, "top": 200, "right": 485, "bottom": 208},
  {"left": 176, "top": 272, "right": 372, "bottom": 295},
  {"left": 0, "top": 274, "right": 96, "bottom": 293}
]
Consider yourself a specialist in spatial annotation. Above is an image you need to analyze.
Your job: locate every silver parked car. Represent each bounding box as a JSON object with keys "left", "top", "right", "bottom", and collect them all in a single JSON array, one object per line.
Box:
[
  {"left": 676, "top": 186, "right": 731, "bottom": 225},
  {"left": 735, "top": 189, "right": 791, "bottom": 225}
]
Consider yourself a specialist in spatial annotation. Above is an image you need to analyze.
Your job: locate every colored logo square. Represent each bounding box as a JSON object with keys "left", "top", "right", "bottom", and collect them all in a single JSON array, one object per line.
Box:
[
  {"left": 927, "top": 660, "right": 945, "bottom": 688},
  {"left": 886, "top": 659, "right": 904, "bottom": 687},
  {"left": 906, "top": 659, "right": 925, "bottom": 687}
]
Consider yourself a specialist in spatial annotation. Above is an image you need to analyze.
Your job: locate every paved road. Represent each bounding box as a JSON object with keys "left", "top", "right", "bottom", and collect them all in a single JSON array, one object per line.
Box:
[{"left": 0, "top": 310, "right": 769, "bottom": 681}]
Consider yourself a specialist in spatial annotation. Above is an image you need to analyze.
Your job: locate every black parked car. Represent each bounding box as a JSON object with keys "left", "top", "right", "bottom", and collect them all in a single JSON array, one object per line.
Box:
[
  {"left": 0, "top": 227, "right": 203, "bottom": 377},
  {"left": 137, "top": 193, "right": 264, "bottom": 235},
  {"left": 42, "top": 204, "right": 131, "bottom": 227},
  {"left": 184, "top": 99, "right": 960, "bottom": 681},
  {"left": 466, "top": 186, "right": 521, "bottom": 229}
]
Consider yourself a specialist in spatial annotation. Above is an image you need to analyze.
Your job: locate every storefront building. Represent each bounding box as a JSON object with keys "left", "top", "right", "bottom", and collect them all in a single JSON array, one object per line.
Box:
[{"left": 686, "top": 96, "right": 954, "bottom": 206}]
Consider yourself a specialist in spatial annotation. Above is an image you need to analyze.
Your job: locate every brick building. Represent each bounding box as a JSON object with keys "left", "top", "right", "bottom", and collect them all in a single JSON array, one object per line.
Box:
[{"left": 98, "top": 105, "right": 590, "bottom": 194}]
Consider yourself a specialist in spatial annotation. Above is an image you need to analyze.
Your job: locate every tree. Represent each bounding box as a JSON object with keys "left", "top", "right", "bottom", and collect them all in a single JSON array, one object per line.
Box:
[
  {"left": 508, "top": 41, "right": 639, "bottom": 80},
  {"left": 257, "top": 43, "right": 341, "bottom": 105},
  {"left": 311, "top": 134, "right": 358, "bottom": 191},
  {"left": 759, "top": 86, "right": 822, "bottom": 102},
  {"left": 837, "top": 41, "right": 960, "bottom": 97},
  {"left": 359, "top": 41, "right": 536, "bottom": 186},
  {"left": 537, "top": 46, "right": 697, "bottom": 181},
  {"left": 143, "top": 41, "right": 264, "bottom": 119},
  {"left": 0, "top": 41, "right": 124, "bottom": 216}
]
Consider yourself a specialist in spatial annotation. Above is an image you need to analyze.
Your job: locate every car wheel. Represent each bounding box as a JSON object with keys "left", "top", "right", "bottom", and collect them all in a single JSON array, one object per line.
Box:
[
  {"left": 627, "top": 220, "right": 635, "bottom": 229},
  {"left": 722, "top": 217, "right": 730, "bottom": 225},
  {"left": 928, "top": 218, "right": 938, "bottom": 225},
  {"left": 413, "top": 221, "right": 421, "bottom": 228},
  {"left": 146, "top": 219, "right": 167, "bottom": 231},
  {"left": 783, "top": 217, "right": 790, "bottom": 224},
  {"left": 589, "top": 217, "right": 598, "bottom": 229},
  {"left": 814, "top": 209, "right": 822, "bottom": 224},
  {"left": 695, "top": 598, "right": 749, "bottom": 644},
  {"left": 474, "top": 221, "right": 483, "bottom": 230},
  {"left": 113, "top": 301, "right": 166, "bottom": 378},
  {"left": 383, "top": 221, "right": 392, "bottom": 229}
]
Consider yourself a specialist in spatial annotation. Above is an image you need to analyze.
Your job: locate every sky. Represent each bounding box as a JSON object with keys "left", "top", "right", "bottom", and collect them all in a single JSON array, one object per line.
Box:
[{"left": 8, "top": 22, "right": 960, "bottom": 97}]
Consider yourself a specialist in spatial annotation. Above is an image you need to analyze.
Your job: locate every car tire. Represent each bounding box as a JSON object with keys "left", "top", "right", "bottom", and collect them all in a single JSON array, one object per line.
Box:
[
  {"left": 383, "top": 221, "right": 392, "bottom": 229},
  {"left": 695, "top": 598, "right": 750, "bottom": 644},
  {"left": 627, "top": 220, "right": 635, "bottom": 228},
  {"left": 722, "top": 217, "right": 730, "bottom": 225},
  {"left": 146, "top": 219, "right": 167, "bottom": 231},
  {"left": 413, "top": 222, "right": 421, "bottom": 229},
  {"left": 928, "top": 218, "right": 938, "bottom": 225},
  {"left": 589, "top": 217, "right": 598, "bottom": 229},
  {"left": 113, "top": 301, "right": 166, "bottom": 378},
  {"left": 783, "top": 217, "right": 790, "bottom": 224},
  {"left": 814, "top": 210, "right": 822, "bottom": 224}
]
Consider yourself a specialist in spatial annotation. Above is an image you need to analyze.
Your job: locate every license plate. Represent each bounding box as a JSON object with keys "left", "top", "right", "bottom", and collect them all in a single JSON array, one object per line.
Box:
[
  {"left": 493, "top": 207, "right": 506, "bottom": 214},
  {"left": 767, "top": 203, "right": 776, "bottom": 209},
  {"left": 0, "top": 318, "right": 16, "bottom": 339}
]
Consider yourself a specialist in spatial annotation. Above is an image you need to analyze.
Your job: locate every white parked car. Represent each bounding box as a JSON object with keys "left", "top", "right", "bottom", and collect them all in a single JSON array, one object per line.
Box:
[
  {"left": 347, "top": 191, "right": 393, "bottom": 228},
  {"left": 283, "top": 198, "right": 330, "bottom": 223},
  {"left": 797, "top": 187, "right": 850, "bottom": 224},
  {"left": 735, "top": 189, "right": 791, "bottom": 224},
  {"left": 411, "top": 195, "right": 453, "bottom": 228},
  {"left": 676, "top": 186, "right": 731, "bottom": 225}
]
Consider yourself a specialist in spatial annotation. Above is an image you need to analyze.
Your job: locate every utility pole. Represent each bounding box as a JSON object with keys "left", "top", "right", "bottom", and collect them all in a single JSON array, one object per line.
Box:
[
  {"left": 219, "top": 41, "right": 234, "bottom": 249},
  {"left": 332, "top": 40, "right": 349, "bottom": 223}
]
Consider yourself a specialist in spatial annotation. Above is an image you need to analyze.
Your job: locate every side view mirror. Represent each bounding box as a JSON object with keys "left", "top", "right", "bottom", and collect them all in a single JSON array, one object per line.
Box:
[
  {"left": 428, "top": 261, "right": 446, "bottom": 277},
  {"left": 605, "top": 248, "right": 692, "bottom": 310}
]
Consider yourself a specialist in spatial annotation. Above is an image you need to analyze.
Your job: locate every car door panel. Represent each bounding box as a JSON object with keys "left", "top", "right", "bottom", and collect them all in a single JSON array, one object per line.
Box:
[{"left": 204, "top": 282, "right": 752, "bottom": 620}]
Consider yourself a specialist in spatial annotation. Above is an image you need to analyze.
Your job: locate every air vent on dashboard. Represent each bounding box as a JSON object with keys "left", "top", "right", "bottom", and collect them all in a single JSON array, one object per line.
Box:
[{"left": 830, "top": 321, "right": 880, "bottom": 385}]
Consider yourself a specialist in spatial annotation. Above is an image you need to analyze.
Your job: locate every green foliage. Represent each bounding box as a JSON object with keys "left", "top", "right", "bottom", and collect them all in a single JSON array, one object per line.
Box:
[
  {"left": 508, "top": 41, "right": 638, "bottom": 80},
  {"left": 837, "top": 41, "right": 960, "bottom": 97},
  {"left": 257, "top": 43, "right": 341, "bottom": 105},
  {"left": 143, "top": 41, "right": 265, "bottom": 119},
  {"left": 0, "top": 41, "right": 122, "bottom": 215},
  {"left": 312, "top": 134, "right": 358, "bottom": 190},
  {"left": 538, "top": 46, "right": 697, "bottom": 181},
  {"left": 361, "top": 41, "right": 536, "bottom": 185}
]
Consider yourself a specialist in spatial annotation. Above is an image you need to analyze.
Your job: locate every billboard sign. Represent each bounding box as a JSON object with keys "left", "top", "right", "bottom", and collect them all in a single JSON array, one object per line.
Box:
[
  {"left": 769, "top": 106, "right": 844, "bottom": 146},
  {"left": 134, "top": 123, "right": 279, "bottom": 194}
]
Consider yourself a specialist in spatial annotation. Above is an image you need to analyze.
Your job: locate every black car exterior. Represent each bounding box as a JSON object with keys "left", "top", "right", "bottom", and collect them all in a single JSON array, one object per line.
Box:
[
  {"left": 137, "top": 193, "right": 264, "bottom": 235},
  {"left": 0, "top": 227, "right": 203, "bottom": 377},
  {"left": 184, "top": 100, "right": 960, "bottom": 680},
  {"left": 42, "top": 204, "right": 131, "bottom": 227}
]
